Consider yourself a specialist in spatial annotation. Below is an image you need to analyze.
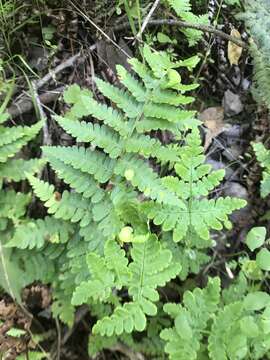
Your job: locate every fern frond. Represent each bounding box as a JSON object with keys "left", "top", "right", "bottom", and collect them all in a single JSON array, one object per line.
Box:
[
  {"left": 208, "top": 302, "right": 244, "bottom": 360},
  {"left": 93, "top": 302, "right": 147, "bottom": 336},
  {"left": 128, "top": 58, "right": 159, "bottom": 89},
  {"left": 79, "top": 96, "right": 132, "bottom": 137},
  {"left": 0, "top": 158, "right": 45, "bottom": 182},
  {"left": 95, "top": 77, "right": 142, "bottom": 118},
  {"left": 27, "top": 175, "right": 92, "bottom": 226},
  {"left": 253, "top": 142, "right": 270, "bottom": 197},
  {"left": 240, "top": 0, "right": 270, "bottom": 109},
  {"left": 80, "top": 235, "right": 181, "bottom": 336},
  {"left": 6, "top": 217, "right": 74, "bottom": 249},
  {"left": 142, "top": 128, "right": 246, "bottom": 242},
  {"left": 151, "top": 88, "right": 194, "bottom": 105},
  {"left": 135, "top": 116, "right": 180, "bottom": 133},
  {"left": 42, "top": 146, "right": 116, "bottom": 183},
  {"left": 126, "top": 134, "right": 180, "bottom": 163},
  {"left": 72, "top": 240, "right": 129, "bottom": 305},
  {"left": 0, "top": 190, "right": 30, "bottom": 219},
  {"left": 128, "top": 235, "right": 181, "bottom": 316},
  {"left": 161, "top": 277, "right": 220, "bottom": 360},
  {"left": 143, "top": 196, "right": 245, "bottom": 242},
  {"left": 116, "top": 65, "right": 146, "bottom": 102},
  {"left": 168, "top": 0, "right": 191, "bottom": 14},
  {"left": 47, "top": 157, "right": 105, "bottom": 202},
  {"left": 72, "top": 254, "right": 115, "bottom": 304},
  {"left": 27, "top": 174, "right": 56, "bottom": 203},
  {"left": 0, "top": 121, "right": 43, "bottom": 163},
  {"left": 143, "top": 45, "right": 173, "bottom": 78},
  {"left": 114, "top": 154, "right": 184, "bottom": 206},
  {"left": 92, "top": 196, "right": 123, "bottom": 237},
  {"left": 54, "top": 117, "right": 123, "bottom": 158},
  {"left": 167, "top": 0, "right": 209, "bottom": 46},
  {"left": 143, "top": 102, "right": 196, "bottom": 124}
]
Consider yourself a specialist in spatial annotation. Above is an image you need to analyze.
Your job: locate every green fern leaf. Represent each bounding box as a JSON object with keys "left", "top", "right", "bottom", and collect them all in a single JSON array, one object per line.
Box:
[
  {"left": 27, "top": 175, "right": 93, "bottom": 226},
  {"left": 0, "top": 158, "right": 45, "bottom": 182},
  {"left": 72, "top": 240, "right": 129, "bottom": 305},
  {"left": 143, "top": 196, "right": 245, "bottom": 242},
  {"left": 42, "top": 146, "right": 116, "bottom": 183},
  {"left": 54, "top": 117, "right": 123, "bottom": 158},
  {"left": 114, "top": 154, "right": 184, "bottom": 206},
  {"left": 208, "top": 302, "right": 244, "bottom": 360},
  {"left": 0, "top": 190, "right": 30, "bottom": 219},
  {"left": 168, "top": 0, "right": 191, "bottom": 14},
  {"left": 6, "top": 217, "right": 74, "bottom": 249},
  {"left": 128, "top": 235, "right": 181, "bottom": 316},
  {"left": 143, "top": 102, "right": 196, "bottom": 126},
  {"left": 126, "top": 134, "right": 179, "bottom": 163},
  {"left": 116, "top": 65, "right": 146, "bottom": 102},
  {"left": 0, "top": 121, "right": 43, "bottom": 163},
  {"left": 161, "top": 277, "right": 220, "bottom": 360},
  {"left": 47, "top": 156, "right": 105, "bottom": 202},
  {"left": 253, "top": 142, "right": 270, "bottom": 197},
  {"left": 93, "top": 302, "right": 147, "bottom": 336},
  {"left": 79, "top": 96, "right": 131, "bottom": 137},
  {"left": 95, "top": 77, "right": 142, "bottom": 118}
]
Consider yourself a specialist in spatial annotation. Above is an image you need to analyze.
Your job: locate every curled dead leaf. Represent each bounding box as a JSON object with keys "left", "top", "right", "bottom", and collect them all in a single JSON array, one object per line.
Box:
[
  {"left": 228, "top": 29, "right": 243, "bottom": 66},
  {"left": 199, "top": 107, "right": 226, "bottom": 151}
]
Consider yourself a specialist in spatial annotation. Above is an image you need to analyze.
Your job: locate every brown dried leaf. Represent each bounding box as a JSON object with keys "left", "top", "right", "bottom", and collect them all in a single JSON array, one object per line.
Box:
[
  {"left": 0, "top": 301, "right": 17, "bottom": 320},
  {"left": 199, "top": 107, "right": 225, "bottom": 150},
  {"left": 228, "top": 29, "right": 243, "bottom": 66}
]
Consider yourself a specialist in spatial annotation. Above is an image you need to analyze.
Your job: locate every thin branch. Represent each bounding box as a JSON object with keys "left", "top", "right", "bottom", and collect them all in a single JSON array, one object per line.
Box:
[
  {"left": 136, "top": 0, "right": 161, "bottom": 39},
  {"left": 114, "top": 19, "right": 248, "bottom": 48},
  {"left": 110, "top": 342, "right": 145, "bottom": 360},
  {"left": 36, "top": 53, "right": 80, "bottom": 90},
  {"left": 8, "top": 87, "right": 65, "bottom": 118},
  {"left": 31, "top": 81, "right": 52, "bottom": 146},
  {"left": 7, "top": 45, "right": 97, "bottom": 118},
  {"left": 35, "top": 44, "right": 96, "bottom": 90}
]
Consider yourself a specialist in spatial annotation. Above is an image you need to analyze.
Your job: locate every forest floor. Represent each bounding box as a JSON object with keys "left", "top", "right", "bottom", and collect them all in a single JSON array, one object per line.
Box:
[{"left": 0, "top": 1, "right": 269, "bottom": 359}]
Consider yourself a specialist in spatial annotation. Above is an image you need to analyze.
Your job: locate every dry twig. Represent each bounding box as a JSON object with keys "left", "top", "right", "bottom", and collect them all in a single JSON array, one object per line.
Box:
[
  {"left": 31, "top": 81, "right": 52, "bottom": 146},
  {"left": 114, "top": 19, "right": 248, "bottom": 48},
  {"left": 136, "top": 0, "right": 161, "bottom": 39}
]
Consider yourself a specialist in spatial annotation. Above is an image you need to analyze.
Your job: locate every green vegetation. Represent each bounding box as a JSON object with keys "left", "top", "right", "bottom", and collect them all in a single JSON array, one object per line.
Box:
[{"left": 1, "top": 1, "right": 270, "bottom": 359}]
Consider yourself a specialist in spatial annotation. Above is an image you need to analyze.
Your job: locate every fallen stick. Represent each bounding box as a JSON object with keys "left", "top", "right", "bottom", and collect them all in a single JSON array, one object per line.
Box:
[
  {"left": 8, "top": 45, "right": 97, "bottom": 118},
  {"left": 31, "top": 81, "right": 52, "bottom": 146},
  {"left": 8, "top": 87, "right": 65, "bottom": 118},
  {"left": 114, "top": 19, "right": 248, "bottom": 48}
]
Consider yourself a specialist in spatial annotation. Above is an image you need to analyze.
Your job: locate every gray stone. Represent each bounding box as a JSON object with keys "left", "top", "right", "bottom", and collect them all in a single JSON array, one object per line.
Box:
[{"left": 223, "top": 90, "right": 244, "bottom": 117}]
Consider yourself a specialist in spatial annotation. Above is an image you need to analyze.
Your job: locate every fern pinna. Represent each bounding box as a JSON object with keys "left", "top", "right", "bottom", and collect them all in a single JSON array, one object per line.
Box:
[
  {"left": 0, "top": 114, "right": 57, "bottom": 298},
  {"left": 240, "top": 0, "right": 270, "bottom": 109},
  {"left": 161, "top": 277, "right": 270, "bottom": 360}
]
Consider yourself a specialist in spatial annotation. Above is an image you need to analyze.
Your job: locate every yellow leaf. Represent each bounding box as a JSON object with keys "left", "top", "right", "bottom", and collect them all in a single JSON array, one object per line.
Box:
[{"left": 228, "top": 29, "right": 243, "bottom": 66}]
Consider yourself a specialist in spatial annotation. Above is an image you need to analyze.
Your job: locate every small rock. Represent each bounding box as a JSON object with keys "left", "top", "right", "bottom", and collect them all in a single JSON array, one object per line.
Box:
[
  {"left": 206, "top": 159, "right": 225, "bottom": 171},
  {"left": 206, "top": 159, "right": 233, "bottom": 180},
  {"left": 222, "top": 90, "right": 243, "bottom": 117},
  {"left": 223, "top": 181, "right": 248, "bottom": 200},
  {"left": 222, "top": 182, "right": 250, "bottom": 225}
]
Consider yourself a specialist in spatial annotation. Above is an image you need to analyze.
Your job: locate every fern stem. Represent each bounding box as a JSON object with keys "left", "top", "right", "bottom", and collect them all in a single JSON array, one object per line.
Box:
[
  {"left": 0, "top": 239, "right": 15, "bottom": 300},
  {"left": 138, "top": 241, "right": 147, "bottom": 301}
]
